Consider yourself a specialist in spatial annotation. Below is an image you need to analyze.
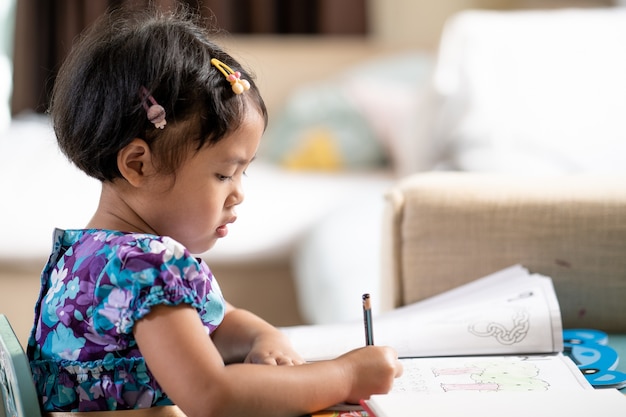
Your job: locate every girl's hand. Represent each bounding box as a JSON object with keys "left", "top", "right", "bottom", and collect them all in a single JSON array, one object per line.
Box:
[
  {"left": 244, "top": 331, "right": 306, "bottom": 365},
  {"left": 212, "top": 303, "right": 307, "bottom": 365},
  {"left": 337, "top": 346, "right": 404, "bottom": 404}
]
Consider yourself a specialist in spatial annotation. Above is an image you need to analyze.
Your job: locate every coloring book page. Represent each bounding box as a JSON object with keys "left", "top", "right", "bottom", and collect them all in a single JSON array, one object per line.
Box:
[{"left": 392, "top": 353, "right": 590, "bottom": 394}]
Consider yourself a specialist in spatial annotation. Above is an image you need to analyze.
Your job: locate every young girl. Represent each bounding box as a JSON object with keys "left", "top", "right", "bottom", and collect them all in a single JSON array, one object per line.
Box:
[{"left": 26, "top": 7, "right": 402, "bottom": 417}]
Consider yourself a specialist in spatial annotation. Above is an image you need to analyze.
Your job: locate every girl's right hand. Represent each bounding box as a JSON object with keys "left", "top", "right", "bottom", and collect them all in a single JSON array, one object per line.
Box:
[{"left": 337, "top": 346, "right": 404, "bottom": 404}]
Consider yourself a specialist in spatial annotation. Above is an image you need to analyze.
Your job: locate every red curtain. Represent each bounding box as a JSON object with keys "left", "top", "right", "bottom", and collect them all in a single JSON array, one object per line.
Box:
[{"left": 11, "top": 0, "right": 367, "bottom": 115}]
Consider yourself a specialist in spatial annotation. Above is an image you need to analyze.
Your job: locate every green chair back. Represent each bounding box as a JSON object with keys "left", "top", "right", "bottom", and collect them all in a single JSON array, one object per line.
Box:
[{"left": 0, "top": 314, "right": 41, "bottom": 417}]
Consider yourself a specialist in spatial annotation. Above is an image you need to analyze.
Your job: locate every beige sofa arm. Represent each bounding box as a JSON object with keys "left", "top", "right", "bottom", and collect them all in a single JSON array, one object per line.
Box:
[{"left": 381, "top": 172, "right": 626, "bottom": 332}]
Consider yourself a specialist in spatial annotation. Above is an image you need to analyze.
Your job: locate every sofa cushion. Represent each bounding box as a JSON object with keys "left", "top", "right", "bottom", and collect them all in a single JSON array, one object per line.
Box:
[{"left": 259, "top": 52, "right": 435, "bottom": 175}]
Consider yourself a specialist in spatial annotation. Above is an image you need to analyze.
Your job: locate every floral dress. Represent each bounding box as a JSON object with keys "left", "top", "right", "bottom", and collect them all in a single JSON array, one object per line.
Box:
[{"left": 27, "top": 228, "right": 226, "bottom": 412}]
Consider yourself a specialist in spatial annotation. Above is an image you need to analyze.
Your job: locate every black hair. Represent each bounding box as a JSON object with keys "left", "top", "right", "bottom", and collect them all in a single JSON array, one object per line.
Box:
[{"left": 50, "top": 6, "right": 267, "bottom": 182}]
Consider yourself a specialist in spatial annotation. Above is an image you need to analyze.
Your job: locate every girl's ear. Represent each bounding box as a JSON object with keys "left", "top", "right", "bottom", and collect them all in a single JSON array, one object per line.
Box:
[{"left": 117, "top": 138, "right": 154, "bottom": 187}]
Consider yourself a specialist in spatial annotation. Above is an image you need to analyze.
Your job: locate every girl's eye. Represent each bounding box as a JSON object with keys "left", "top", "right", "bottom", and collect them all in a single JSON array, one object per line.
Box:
[{"left": 217, "top": 174, "right": 233, "bottom": 182}]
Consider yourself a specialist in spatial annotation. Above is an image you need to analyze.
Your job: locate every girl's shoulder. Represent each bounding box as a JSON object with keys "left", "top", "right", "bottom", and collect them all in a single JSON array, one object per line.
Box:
[
  {"left": 50, "top": 228, "right": 223, "bottom": 335},
  {"left": 57, "top": 227, "right": 186, "bottom": 250},
  {"left": 56, "top": 228, "right": 199, "bottom": 267},
  {"left": 53, "top": 228, "right": 212, "bottom": 295}
]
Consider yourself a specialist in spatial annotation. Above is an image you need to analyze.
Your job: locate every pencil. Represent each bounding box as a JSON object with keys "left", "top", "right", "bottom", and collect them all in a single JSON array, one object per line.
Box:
[{"left": 362, "top": 293, "right": 374, "bottom": 346}]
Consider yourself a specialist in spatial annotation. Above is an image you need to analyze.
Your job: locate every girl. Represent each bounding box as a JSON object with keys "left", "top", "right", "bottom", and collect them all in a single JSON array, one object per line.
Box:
[{"left": 27, "top": 7, "right": 402, "bottom": 417}]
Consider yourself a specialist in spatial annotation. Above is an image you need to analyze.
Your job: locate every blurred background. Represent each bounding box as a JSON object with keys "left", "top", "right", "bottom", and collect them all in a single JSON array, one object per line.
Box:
[
  {"left": 3, "top": 0, "right": 617, "bottom": 118},
  {"left": 2, "top": 0, "right": 625, "bottom": 346}
]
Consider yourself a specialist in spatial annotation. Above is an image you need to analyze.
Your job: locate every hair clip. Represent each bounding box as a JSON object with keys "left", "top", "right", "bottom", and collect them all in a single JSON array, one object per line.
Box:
[
  {"left": 211, "top": 58, "right": 250, "bottom": 95},
  {"left": 139, "top": 86, "right": 167, "bottom": 129}
]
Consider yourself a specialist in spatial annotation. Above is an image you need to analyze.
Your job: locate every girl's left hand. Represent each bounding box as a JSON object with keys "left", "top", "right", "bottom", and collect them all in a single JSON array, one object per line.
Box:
[{"left": 245, "top": 332, "right": 306, "bottom": 365}]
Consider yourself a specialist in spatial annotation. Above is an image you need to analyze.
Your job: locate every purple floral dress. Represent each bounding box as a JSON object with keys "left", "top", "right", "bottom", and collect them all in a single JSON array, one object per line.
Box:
[{"left": 27, "top": 229, "right": 226, "bottom": 412}]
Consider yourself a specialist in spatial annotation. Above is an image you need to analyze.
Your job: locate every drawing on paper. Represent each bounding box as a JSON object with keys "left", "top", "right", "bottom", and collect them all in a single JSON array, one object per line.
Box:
[
  {"left": 433, "top": 359, "right": 549, "bottom": 392},
  {"left": 468, "top": 308, "right": 530, "bottom": 345},
  {"left": 391, "top": 366, "right": 428, "bottom": 393}
]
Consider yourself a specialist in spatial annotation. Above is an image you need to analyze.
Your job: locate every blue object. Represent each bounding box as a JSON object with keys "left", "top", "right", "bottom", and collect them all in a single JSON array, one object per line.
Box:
[{"left": 563, "top": 329, "right": 626, "bottom": 389}]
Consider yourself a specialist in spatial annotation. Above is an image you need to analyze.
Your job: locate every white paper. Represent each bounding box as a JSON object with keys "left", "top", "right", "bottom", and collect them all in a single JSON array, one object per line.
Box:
[
  {"left": 364, "top": 388, "right": 626, "bottom": 417},
  {"left": 281, "top": 265, "right": 563, "bottom": 360}
]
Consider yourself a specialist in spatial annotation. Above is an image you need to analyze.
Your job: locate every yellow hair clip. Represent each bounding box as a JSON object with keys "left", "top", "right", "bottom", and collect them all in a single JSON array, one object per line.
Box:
[{"left": 211, "top": 58, "right": 251, "bottom": 95}]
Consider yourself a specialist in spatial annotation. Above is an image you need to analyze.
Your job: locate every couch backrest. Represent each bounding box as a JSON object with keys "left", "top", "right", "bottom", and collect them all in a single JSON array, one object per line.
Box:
[{"left": 381, "top": 172, "right": 626, "bottom": 332}]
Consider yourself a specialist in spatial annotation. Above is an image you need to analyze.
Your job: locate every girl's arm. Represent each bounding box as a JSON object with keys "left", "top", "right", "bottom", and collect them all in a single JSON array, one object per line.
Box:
[
  {"left": 134, "top": 304, "right": 402, "bottom": 417},
  {"left": 211, "top": 302, "right": 304, "bottom": 365}
]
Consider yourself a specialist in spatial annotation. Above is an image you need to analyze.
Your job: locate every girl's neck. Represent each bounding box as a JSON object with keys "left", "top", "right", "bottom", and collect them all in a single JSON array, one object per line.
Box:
[{"left": 86, "top": 182, "right": 158, "bottom": 235}]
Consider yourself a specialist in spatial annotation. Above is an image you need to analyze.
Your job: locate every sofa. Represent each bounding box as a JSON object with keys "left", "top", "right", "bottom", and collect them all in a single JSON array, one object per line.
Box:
[{"left": 381, "top": 172, "right": 626, "bottom": 333}]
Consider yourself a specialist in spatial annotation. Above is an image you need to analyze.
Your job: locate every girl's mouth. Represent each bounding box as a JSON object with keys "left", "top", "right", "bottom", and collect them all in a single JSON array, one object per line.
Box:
[
  {"left": 216, "top": 224, "right": 228, "bottom": 238},
  {"left": 216, "top": 216, "right": 236, "bottom": 238}
]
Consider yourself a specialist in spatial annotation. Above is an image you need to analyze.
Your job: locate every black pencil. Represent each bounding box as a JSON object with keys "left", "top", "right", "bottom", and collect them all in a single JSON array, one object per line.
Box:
[{"left": 362, "top": 293, "right": 374, "bottom": 346}]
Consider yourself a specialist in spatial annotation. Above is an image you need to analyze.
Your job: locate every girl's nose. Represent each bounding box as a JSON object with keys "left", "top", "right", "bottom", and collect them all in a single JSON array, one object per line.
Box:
[{"left": 226, "top": 183, "right": 244, "bottom": 208}]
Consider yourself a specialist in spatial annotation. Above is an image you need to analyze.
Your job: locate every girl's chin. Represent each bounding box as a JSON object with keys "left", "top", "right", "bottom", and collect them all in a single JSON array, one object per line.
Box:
[{"left": 185, "top": 236, "right": 218, "bottom": 255}]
